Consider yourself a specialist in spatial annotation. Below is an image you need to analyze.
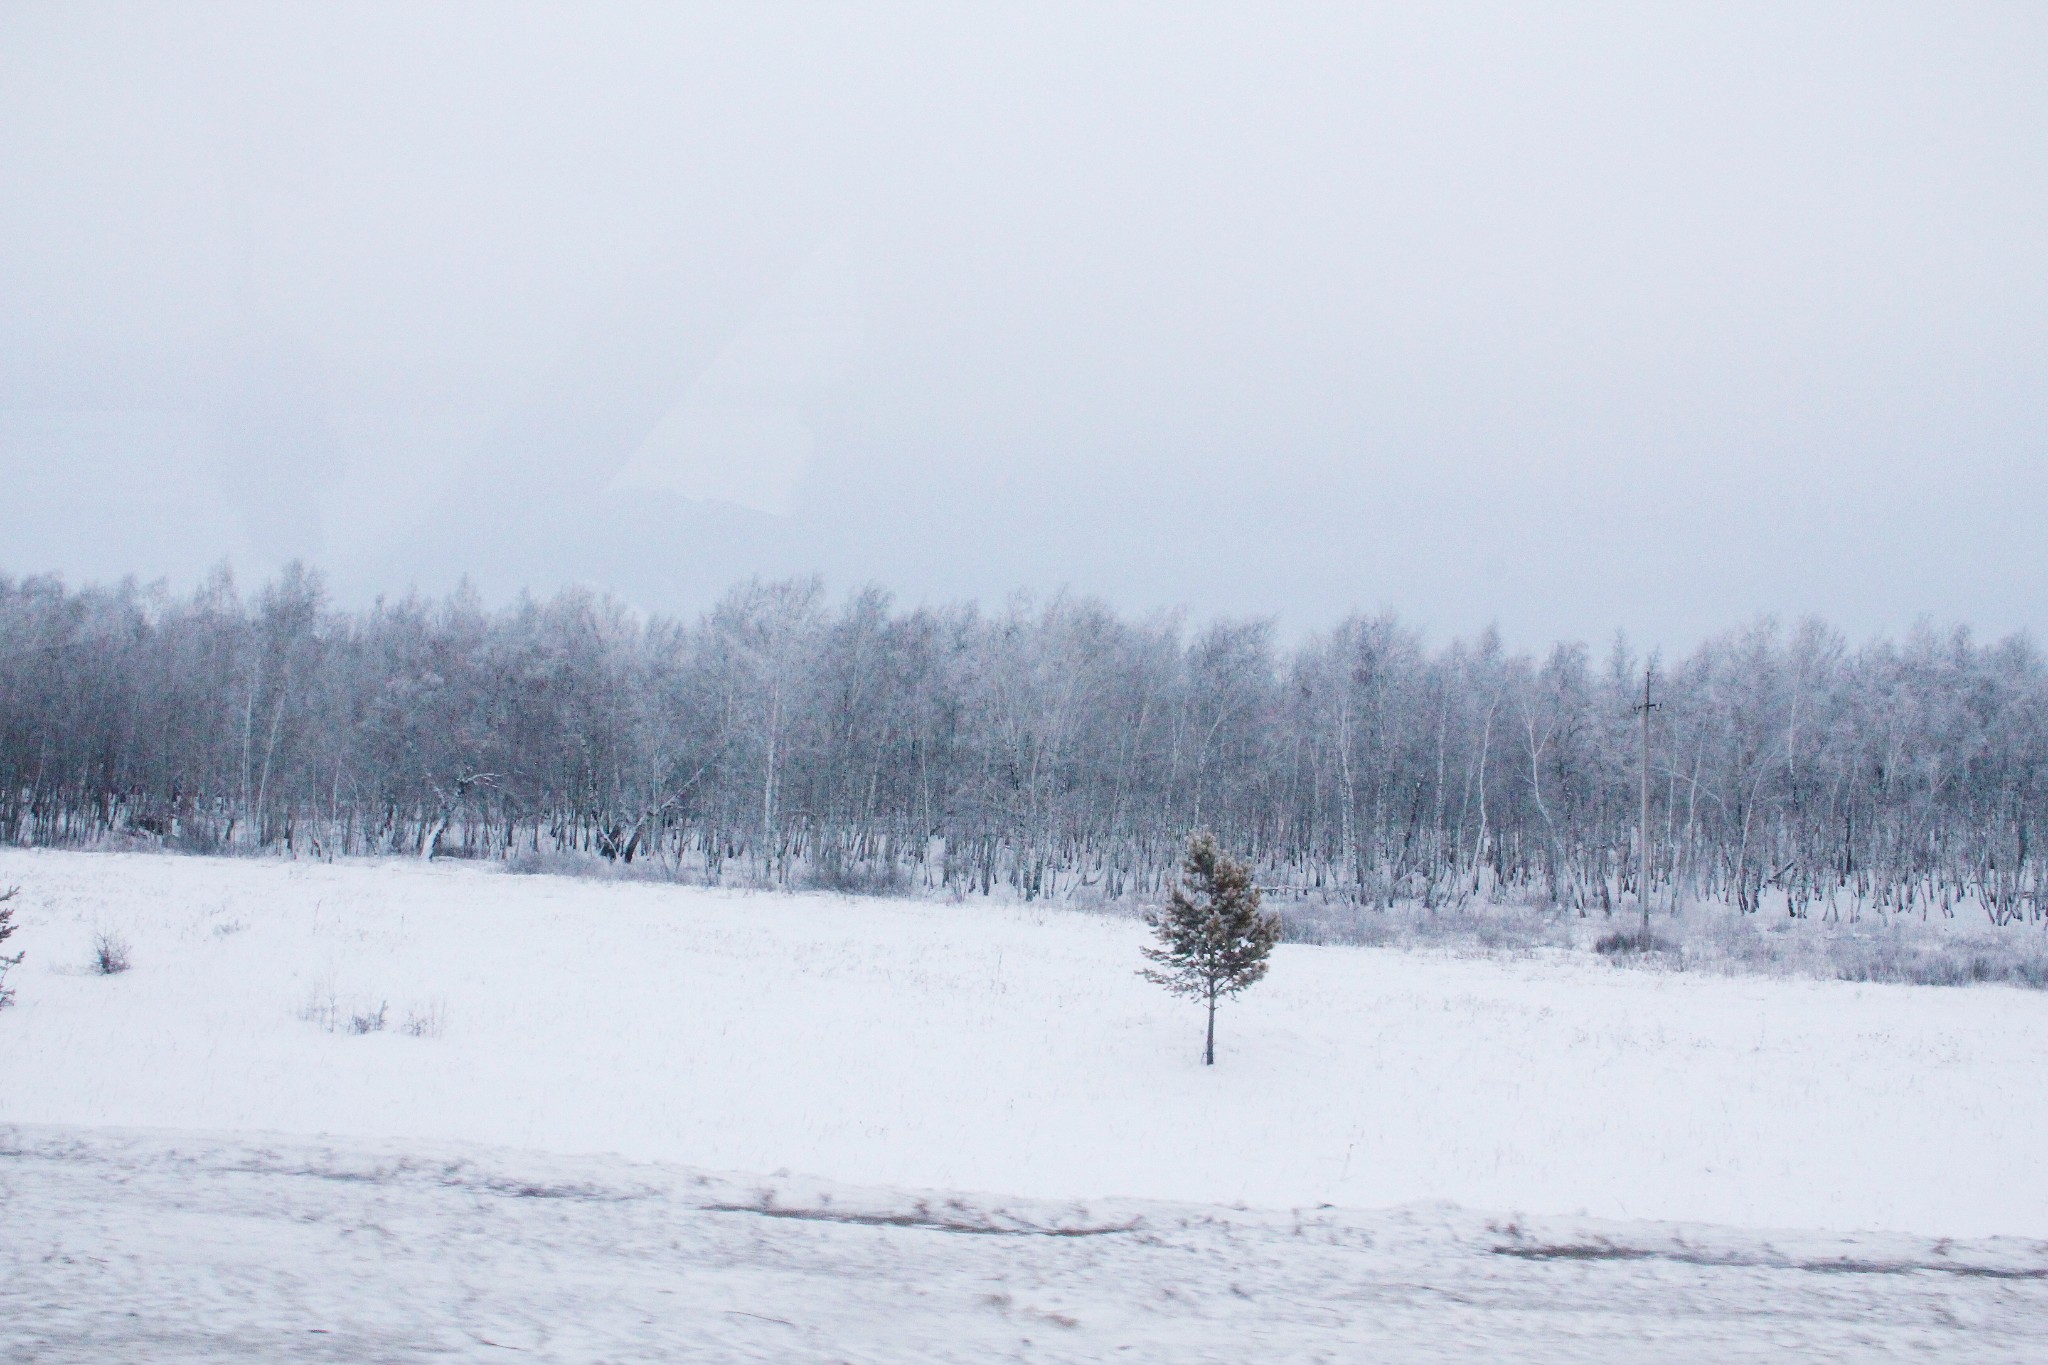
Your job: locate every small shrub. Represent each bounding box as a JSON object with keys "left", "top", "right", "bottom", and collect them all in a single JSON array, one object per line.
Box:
[
  {"left": 301, "top": 988, "right": 437, "bottom": 1037},
  {"left": 298, "top": 984, "right": 342, "bottom": 1032},
  {"left": 91, "top": 931, "right": 132, "bottom": 976},
  {"left": 401, "top": 1001, "right": 445, "bottom": 1038},
  {"left": 166, "top": 819, "right": 227, "bottom": 855},
  {"left": 807, "top": 846, "right": 910, "bottom": 896},
  {"left": 1595, "top": 929, "right": 1678, "bottom": 957},
  {"left": 0, "top": 886, "right": 22, "bottom": 1009}
]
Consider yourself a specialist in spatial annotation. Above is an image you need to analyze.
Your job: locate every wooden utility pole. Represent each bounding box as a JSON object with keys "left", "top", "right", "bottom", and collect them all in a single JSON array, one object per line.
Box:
[{"left": 1632, "top": 664, "right": 1661, "bottom": 932}]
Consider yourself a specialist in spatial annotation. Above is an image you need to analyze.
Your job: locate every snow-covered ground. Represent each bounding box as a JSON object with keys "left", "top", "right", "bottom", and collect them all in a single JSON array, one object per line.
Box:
[
  {"left": 4, "top": 848, "right": 2048, "bottom": 1360},
  {"left": 11, "top": 1126, "right": 2047, "bottom": 1363}
]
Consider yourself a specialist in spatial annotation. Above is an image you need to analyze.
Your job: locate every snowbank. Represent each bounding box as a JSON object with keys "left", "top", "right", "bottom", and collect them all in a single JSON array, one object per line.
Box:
[{"left": 12, "top": 1127, "right": 2045, "bottom": 1364}]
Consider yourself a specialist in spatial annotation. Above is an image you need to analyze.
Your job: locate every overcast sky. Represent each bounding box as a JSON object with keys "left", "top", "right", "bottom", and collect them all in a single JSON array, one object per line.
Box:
[{"left": 2, "top": 2, "right": 2043, "bottom": 649}]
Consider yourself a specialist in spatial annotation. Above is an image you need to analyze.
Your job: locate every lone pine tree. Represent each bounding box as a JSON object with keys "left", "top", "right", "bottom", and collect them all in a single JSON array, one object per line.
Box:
[{"left": 1141, "top": 834, "right": 1281, "bottom": 1065}]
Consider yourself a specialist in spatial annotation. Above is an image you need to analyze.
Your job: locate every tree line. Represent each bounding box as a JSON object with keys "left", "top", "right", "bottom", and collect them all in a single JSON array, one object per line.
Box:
[{"left": 4, "top": 565, "right": 2045, "bottom": 925}]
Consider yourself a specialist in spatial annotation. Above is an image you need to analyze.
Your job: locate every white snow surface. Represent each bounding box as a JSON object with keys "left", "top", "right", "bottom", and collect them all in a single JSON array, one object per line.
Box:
[
  {"left": 10, "top": 1126, "right": 2048, "bottom": 1363},
  {"left": 5, "top": 849, "right": 2048, "bottom": 1360},
  {"left": 2, "top": 848, "right": 2046, "bottom": 1238}
]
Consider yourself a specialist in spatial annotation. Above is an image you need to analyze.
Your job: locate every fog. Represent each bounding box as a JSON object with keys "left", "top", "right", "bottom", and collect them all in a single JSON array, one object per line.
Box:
[{"left": 2, "top": 2, "right": 2043, "bottom": 648}]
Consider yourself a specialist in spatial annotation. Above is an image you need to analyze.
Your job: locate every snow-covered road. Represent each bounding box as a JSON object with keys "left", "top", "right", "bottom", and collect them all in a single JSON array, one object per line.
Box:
[{"left": 8, "top": 1125, "right": 2046, "bottom": 1363}]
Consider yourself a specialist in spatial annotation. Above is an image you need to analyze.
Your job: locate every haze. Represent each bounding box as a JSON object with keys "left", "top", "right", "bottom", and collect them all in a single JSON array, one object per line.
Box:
[{"left": 2, "top": 1, "right": 2043, "bottom": 649}]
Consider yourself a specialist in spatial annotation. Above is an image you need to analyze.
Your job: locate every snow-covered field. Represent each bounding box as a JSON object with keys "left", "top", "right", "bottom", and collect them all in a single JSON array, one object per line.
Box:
[{"left": 4, "top": 849, "right": 2048, "bottom": 1360}]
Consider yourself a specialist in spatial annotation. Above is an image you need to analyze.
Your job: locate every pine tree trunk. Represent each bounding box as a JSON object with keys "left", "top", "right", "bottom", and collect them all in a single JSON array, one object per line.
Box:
[{"left": 1204, "top": 989, "right": 1216, "bottom": 1066}]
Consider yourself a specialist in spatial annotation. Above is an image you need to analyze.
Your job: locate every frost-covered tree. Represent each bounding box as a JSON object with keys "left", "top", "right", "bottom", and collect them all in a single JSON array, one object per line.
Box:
[
  {"left": 12, "top": 563, "right": 2048, "bottom": 928},
  {"left": 1141, "top": 834, "right": 1280, "bottom": 1065}
]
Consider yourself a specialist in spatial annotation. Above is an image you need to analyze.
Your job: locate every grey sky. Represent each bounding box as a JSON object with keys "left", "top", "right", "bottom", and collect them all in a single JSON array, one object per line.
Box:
[{"left": 2, "top": 2, "right": 2043, "bottom": 649}]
